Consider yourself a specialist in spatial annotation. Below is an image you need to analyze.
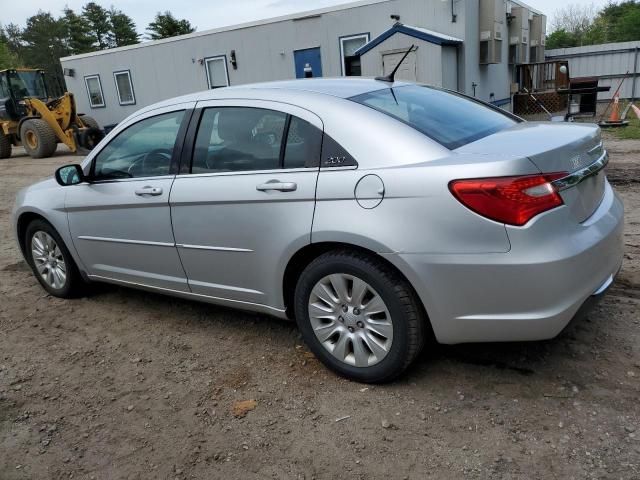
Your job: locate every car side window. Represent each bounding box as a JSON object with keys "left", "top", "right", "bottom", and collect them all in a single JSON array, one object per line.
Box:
[
  {"left": 192, "top": 107, "right": 286, "bottom": 173},
  {"left": 92, "top": 110, "right": 185, "bottom": 179},
  {"left": 283, "top": 116, "right": 323, "bottom": 169}
]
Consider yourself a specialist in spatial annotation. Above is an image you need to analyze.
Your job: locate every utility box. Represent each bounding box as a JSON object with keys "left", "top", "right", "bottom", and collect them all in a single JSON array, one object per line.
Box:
[
  {"left": 508, "top": 6, "right": 529, "bottom": 65},
  {"left": 479, "top": 0, "right": 504, "bottom": 64},
  {"left": 529, "top": 14, "right": 546, "bottom": 63}
]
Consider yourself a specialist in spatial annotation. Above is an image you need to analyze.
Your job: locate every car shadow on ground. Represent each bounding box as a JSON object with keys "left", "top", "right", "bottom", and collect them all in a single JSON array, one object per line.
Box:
[{"left": 80, "top": 276, "right": 607, "bottom": 385}]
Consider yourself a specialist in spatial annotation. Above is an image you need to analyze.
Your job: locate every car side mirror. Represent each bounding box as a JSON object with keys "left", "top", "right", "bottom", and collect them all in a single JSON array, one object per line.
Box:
[{"left": 55, "top": 164, "right": 86, "bottom": 186}]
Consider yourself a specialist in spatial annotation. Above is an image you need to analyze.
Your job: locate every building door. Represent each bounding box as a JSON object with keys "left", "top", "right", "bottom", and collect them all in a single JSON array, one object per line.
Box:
[
  {"left": 294, "top": 47, "right": 323, "bottom": 78},
  {"left": 382, "top": 50, "right": 417, "bottom": 82}
]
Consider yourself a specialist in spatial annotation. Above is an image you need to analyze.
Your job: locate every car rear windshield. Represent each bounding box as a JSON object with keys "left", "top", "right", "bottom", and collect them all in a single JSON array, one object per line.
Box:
[{"left": 350, "top": 85, "right": 518, "bottom": 150}]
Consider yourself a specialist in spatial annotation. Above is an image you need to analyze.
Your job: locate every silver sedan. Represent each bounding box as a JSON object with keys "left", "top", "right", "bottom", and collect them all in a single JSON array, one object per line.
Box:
[{"left": 12, "top": 79, "right": 624, "bottom": 382}]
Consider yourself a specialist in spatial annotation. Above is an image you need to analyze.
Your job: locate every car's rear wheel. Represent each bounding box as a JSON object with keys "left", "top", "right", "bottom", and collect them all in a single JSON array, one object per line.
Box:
[
  {"left": 294, "top": 250, "right": 426, "bottom": 383},
  {"left": 25, "top": 219, "right": 84, "bottom": 298}
]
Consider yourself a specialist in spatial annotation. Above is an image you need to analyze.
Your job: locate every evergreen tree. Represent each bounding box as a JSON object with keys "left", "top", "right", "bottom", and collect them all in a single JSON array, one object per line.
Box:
[
  {"left": 108, "top": 7, "right": 139, "bottom": 47},
  {"left": 146, "top": 11, "right": 195, "bottom": 40},
  {"left": 82, "top": 2, "right": 111, "bottom": 49},
  {"left": 63, "top": 7, "right": 94, "bottom": 55},
  {"left": 20, "top": 11, "right": 69, "bottom": 95}
]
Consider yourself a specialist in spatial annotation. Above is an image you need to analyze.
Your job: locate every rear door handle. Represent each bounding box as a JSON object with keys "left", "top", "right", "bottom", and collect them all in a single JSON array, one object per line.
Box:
[
  {"left": 256, "top": 181, "right": 297, "bottom": 192},
  {"left": 135, "top": 186, "right": 163, "bottom": 196}
]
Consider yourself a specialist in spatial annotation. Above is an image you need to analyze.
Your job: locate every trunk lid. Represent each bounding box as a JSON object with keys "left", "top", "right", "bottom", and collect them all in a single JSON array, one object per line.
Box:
[{"left": 456, "top": 122, "right": 605, "bottom": 223}]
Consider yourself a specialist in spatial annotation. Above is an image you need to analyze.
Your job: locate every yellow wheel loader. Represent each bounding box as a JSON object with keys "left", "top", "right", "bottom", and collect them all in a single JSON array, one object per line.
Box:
[{"left": 0, "top": 68, "right": 104, "bottom": 159}]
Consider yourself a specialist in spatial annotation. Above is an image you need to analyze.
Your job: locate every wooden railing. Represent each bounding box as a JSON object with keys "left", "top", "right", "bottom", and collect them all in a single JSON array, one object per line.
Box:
[{"left": 516, "top": 61, "right": 570, "bottom": 93}]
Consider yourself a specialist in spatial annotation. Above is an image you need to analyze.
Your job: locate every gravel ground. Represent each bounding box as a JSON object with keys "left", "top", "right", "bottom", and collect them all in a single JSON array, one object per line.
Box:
[{"left": 0, "top": 138, "right": 639, "bottom": 480}]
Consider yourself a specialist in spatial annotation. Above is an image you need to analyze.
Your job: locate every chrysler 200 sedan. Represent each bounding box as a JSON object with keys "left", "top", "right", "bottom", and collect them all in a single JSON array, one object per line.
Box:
[{"left": 12, "top": 79, "right": 624, "bottom": 382}]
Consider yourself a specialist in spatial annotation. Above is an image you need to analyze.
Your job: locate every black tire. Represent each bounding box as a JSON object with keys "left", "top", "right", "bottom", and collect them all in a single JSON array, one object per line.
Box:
[
  {"left": 79, "top": 115, "right": 100, "bottom": 130},
  {"left": 24, "top": 219, "right": 85, "bottom": 298},
  {"left": 0, "top": 132, "right": 11, "bottom": 159},
  {"left": 20, "top": 119, "right": 58, "bottom": 159},
  {"left": 294, "top": 250, "right": 426, "bottom": 383}
]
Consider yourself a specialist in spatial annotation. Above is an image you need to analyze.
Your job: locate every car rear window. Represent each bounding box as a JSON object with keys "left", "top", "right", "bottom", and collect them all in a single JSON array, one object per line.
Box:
[{"left": 350, "top": 85, "right": 518, "bottom": 150}]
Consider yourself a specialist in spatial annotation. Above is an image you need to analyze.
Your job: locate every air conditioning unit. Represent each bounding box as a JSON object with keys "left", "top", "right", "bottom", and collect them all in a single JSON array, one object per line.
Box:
[
  {"left": 479, "top": 0, "right": 505, "bottom": 64},
  {"left": 509, "top": 6, "right": 530, "bottom": 62},
  {"left": 530, "top": 14, "right": 547, "bottom": 62}
]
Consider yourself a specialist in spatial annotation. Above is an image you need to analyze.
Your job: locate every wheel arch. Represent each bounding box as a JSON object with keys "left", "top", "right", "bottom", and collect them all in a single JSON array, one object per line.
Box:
[
  {"left": 282, "top": 241, "right": 432, "bottom": 334},
  {"left": 16, "top": 211, "right": 48, "bottom": 256}
]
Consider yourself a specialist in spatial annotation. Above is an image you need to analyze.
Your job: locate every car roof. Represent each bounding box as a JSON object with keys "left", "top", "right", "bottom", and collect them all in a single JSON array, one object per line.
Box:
[
  {"left": 227, "top": 78, "right": 411, "bottom": 98},
  {"left": 140, "top": 77, "right": 410, "bottom": 114}
]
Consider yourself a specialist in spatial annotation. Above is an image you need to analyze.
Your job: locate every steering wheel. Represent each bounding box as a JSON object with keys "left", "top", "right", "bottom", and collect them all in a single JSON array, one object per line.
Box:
[{"left": 128, "top": 148, "right": 173, "bottom": 176}]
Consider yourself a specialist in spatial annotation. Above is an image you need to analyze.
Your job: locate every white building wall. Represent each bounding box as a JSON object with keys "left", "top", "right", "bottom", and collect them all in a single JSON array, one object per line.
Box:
[{"left": 61, "top": 0, "right": 540, "bottom": 125}]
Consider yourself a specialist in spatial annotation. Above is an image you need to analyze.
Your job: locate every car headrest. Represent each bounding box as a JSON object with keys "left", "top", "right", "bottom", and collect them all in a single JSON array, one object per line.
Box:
[{"left": 217, "top": 108, "right": 261, "bottom": 142}]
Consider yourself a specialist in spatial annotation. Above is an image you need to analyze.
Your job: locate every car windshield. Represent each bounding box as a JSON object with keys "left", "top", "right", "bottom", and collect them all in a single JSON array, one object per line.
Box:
[
  {"left": 349, "top": 85, "right": 518, "bottom": 150},
  {"left": 8, "top": 71, "right": 47, "bottom": 99}
]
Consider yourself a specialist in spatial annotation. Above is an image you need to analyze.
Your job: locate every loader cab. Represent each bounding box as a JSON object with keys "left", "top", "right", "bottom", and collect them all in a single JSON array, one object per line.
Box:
[{"left": 0, "top": 69, "right": 48, "bottom": 121}]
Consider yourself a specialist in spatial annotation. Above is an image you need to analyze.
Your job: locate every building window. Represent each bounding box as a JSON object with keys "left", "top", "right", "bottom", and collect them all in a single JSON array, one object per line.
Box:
[
  {"left": 84, "top": 74, "right": 105, "bottom": 108},
  {"left": 340, "top": 33, "right": 369, "bottom": 76},
  {"left": 204, "top": 56, "right": 229, "bottom": 89},
  {"left": 113, "top": 70, "right": 135, "bottom": 105}
]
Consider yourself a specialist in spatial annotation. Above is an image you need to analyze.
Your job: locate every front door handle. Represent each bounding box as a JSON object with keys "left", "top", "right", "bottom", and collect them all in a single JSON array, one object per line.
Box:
[
  {"left": 256, "top": 181, "right": 297, "bottom": 192},
  {"left": 135, "top": 186, "right": 163, "bottom": 196}
]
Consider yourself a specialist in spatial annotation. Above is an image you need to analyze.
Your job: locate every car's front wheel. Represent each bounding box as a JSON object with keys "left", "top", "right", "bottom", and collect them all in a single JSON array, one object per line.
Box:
[
  {"left": 25, "top": 219, "right": 85, "bottom": 298},
  {"left": 294, "top": 250, "right": 426, "bottom": 383}
]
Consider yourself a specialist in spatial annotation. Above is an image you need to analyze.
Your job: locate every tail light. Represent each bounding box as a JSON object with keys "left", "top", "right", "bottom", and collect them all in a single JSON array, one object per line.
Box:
[{"left": 449, "top": 173, "right": 567, "bottom": 226}]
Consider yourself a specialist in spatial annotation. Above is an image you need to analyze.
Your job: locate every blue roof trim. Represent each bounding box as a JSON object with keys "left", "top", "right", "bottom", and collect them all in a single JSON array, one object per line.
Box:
[{"left": 354, "top": 24, "right": 462, "bottom": 56}]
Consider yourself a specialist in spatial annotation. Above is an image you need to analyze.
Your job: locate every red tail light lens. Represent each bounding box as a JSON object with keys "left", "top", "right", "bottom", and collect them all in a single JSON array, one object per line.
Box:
[{"left": 449, "top": 173, "right": 567, "bottom": 226}]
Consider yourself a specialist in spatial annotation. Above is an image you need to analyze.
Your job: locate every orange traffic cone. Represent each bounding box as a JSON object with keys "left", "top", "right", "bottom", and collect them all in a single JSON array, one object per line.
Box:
[{"left": 609, "top": 94, "right": 621, "bottom": 122}]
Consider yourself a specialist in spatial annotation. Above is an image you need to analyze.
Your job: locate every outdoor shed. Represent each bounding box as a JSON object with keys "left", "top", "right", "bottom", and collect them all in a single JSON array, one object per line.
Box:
[{"left": 356, "top": 23, "right": 462, "bottom": 90}]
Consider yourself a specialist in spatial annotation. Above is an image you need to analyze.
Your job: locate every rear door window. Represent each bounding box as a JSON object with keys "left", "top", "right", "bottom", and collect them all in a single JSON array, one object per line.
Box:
[
  {"left": 350, "top": 85, "right": 518, "bottom": 150},
  {"left": 191, "top": 107, "right": 323, "bottom": 173}
]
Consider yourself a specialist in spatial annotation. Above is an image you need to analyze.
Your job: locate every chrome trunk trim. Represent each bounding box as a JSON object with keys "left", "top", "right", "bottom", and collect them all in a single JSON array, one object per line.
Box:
[{"left": 552, "top": 151, "right": 609, "bottom": 192}]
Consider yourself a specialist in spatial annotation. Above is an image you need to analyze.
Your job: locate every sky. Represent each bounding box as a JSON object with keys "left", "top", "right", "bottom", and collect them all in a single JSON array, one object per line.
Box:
[{"left": 1, "top": 0, "right": 613, "bottom": 34}]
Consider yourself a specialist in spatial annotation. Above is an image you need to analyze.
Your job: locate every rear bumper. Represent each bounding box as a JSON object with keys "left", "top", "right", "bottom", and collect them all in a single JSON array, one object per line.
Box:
[{"left": 383, "top": 181, "right": 624, "bottom": 344}]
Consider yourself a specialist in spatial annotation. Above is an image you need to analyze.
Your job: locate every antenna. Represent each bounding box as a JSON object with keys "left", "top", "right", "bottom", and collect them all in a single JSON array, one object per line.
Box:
[{"left": 375, "top": 44, "right": 415, "bottom": 83}]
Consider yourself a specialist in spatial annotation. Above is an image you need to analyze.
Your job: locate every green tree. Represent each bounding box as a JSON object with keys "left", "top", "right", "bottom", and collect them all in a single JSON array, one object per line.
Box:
[
  {"left": 1, "top": 23, "right": 24, "bottom": 59},
  {"left": 108, "top": 7, "right": 139, "bottom": 47},
  {"left": 63, "top": 7, "right": 94, "bottom": 55},
  {"left": 83, "top": 2, "right": 111, "bottom": 49},
  {"left": 547, "top": 1, "right": 640, "bottom": 48},
  {"left": 0, "top": 40, "right": 20, "bottom": 69},
  {"left": 146, "top": 11, "right": 195, "bottom": 40},
  {"left": 545, "top": 29, "right": 578, "bottom": 49},
  {"left": 20, "top": 11, "right": 69, "bottom": 95}
]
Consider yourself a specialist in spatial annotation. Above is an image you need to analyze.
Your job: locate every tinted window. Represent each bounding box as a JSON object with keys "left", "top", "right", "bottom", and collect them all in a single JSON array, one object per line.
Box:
[
  {"left": 93, "top": 110, "right": 185, "bottom": 179},
  {"left": 283, "top": 117, "right": 322, "bottom": 169},
  {"left": 350, "top": 85, "right": 517, "bottom": 150},
  {"left": 192, "top": 107, "right": 287, "bottom": 173}
]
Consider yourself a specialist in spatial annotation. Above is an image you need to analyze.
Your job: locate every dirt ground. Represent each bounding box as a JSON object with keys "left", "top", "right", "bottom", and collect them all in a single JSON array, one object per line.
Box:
[{"left": 0, "top": 136, "right": 639, "bottom": 480}]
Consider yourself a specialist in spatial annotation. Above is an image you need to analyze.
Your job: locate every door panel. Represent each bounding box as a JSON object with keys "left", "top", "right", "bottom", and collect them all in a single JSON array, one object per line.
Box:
[
  {"left": 170, "top": 100, "right": 323, "bottom": 309},
  {"left": 67, "top": 104, "right": 194, "bottom": 291},
  {"left": 66, "top": 177, "right": 188, "bottom": 290},
  {"left": 294, "top": 47, "right": 323, "bottom": 78},
  {"left": 171, "top": 170, "right": 317, "bottom": 304}
]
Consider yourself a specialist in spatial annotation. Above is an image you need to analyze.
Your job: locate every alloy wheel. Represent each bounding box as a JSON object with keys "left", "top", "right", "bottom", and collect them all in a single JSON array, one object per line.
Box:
[
  {"left": 31, "top": 231, "right": 67, "bottom": 290},
  {"left": 308, "top": 273, "right": 393, "bottom": 367}
]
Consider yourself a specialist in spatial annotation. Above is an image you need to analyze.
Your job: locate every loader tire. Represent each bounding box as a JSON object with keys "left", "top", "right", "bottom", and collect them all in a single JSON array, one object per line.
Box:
[
  {"left": 0, "top": 132, "right": 11, "bottom": 159},
  {"left": 20, "top": 119, "right": 58, "bottom": 159},
  {"left": 79, "top": 115, "right": 99, "bottom": 130}
]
